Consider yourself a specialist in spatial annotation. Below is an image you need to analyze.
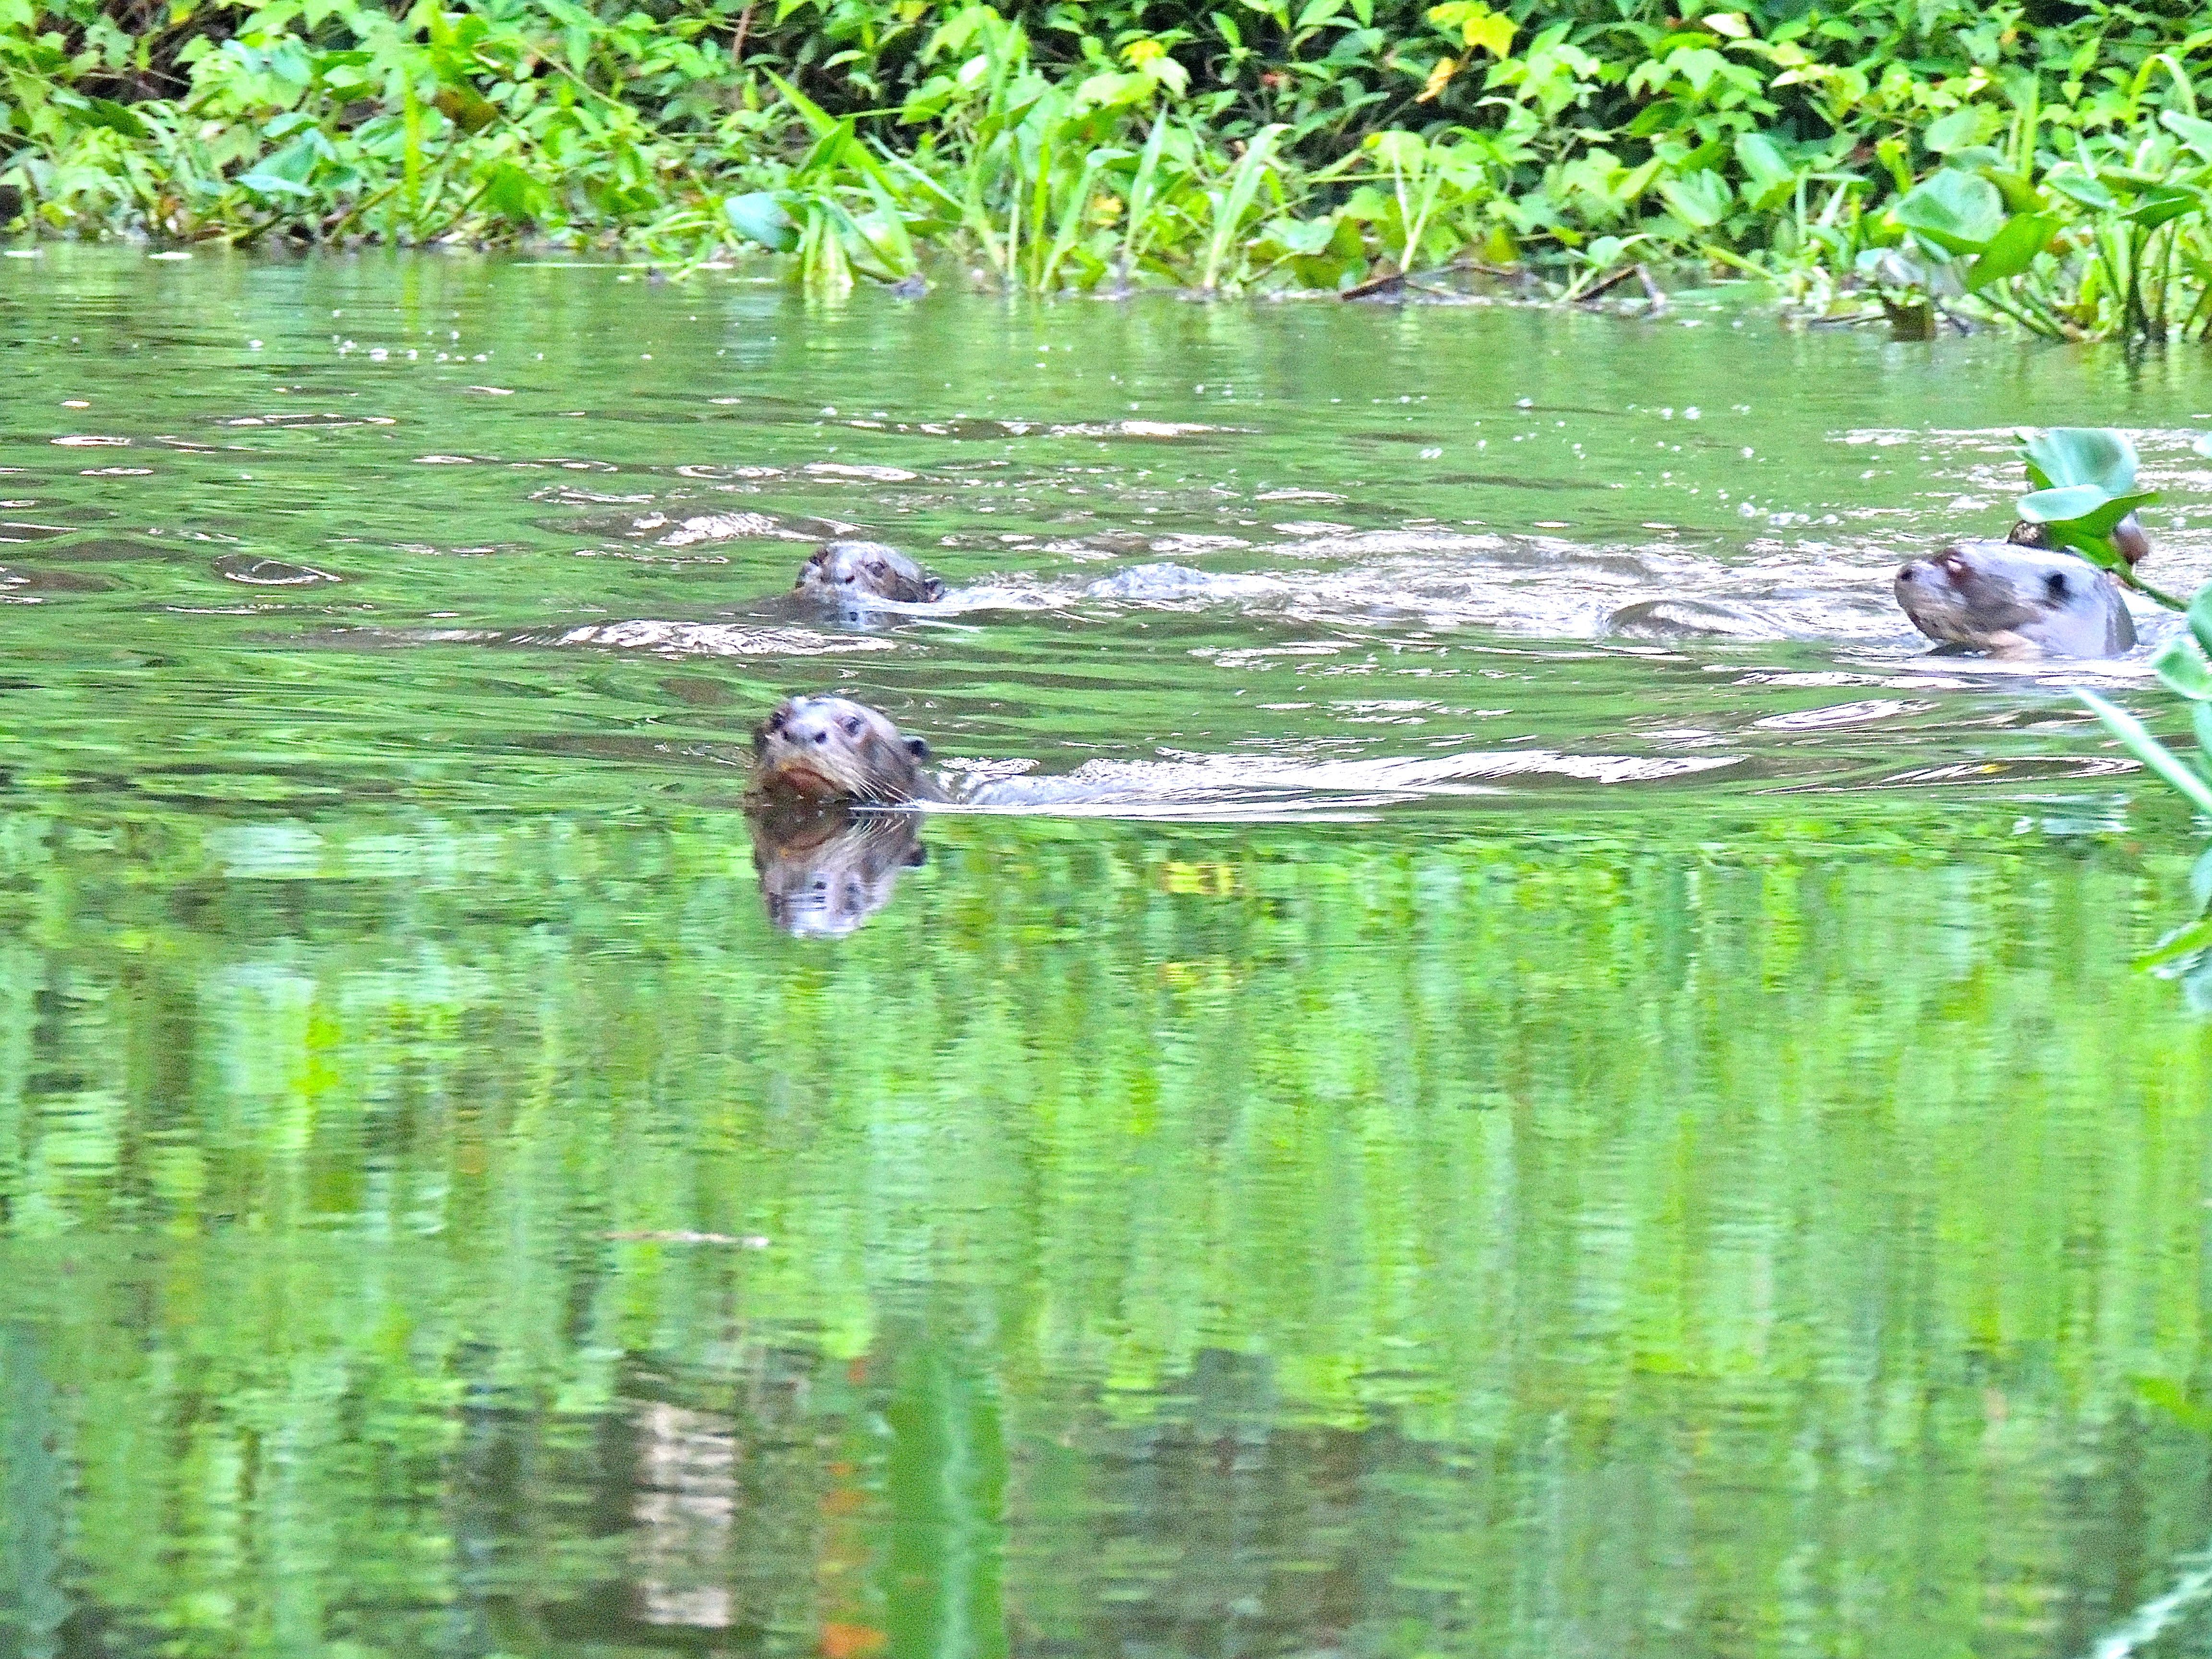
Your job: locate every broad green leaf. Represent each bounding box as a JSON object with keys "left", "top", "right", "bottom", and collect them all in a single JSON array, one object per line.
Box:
[
  {"left": 2161, "top": 108, "right": 2212, "bottom": 163},
  {"left": 2123, "top": 182, "right": 2203, "bottom": 230},
  {"left": 1461, "top": 7, "right": 1514, "bottom": 58},
  {"left": 724, "top": 190, "right": 796, "bottom": 252},
  {"left": 1981, "top": 168, "right": 2044, "bottom": 215},
  {"left": 236, "top": 170, "right": 315, "bottom": 197},
  {"left": 1962, "top": 212, "right": 2057, "bottom": 290},
  {"left": 78, "top": 96, "right": 147, "bottom": 140},
  {"left": 2079, "top": 689, "right": 2212, "bottom": 816},
  {"left": 1923, "top": 107, "right": 1984, "bottom": 154},
  {"left": 2153, "top": 637, "right": 2212, "bottom": 702},
  {"left": 2045, "top": 168, "right": 2115, "bottom": 211},
  {"left": 1892, "top": 168, "right": 2003, "bottom": 253},
  {"left": 2021, "top": 427, "right": 2138, "bottom": 495},
  {"left": 1734, "top": 132, "right": 1794, "bottom": 209},
  {"left": 2015, "top": 485, "right": 2157, "bottom": 532},
  {"left": 1657, "top": 167, "right": 1732, "bottom": 228}
]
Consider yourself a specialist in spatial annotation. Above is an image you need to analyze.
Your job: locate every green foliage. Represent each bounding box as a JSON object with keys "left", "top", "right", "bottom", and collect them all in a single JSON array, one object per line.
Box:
[
  {"left": 2012, "top": 427, "right": 2176, "bottom": 605},
  {"left": 6, "top": 0, "right": 2212, "bottom": 303}
]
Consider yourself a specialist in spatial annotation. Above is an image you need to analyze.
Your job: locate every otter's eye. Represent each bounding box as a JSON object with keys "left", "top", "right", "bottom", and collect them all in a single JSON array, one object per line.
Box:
[
  {"left": 840, "top": 715, "right": 865, "bottom": 736},
  {"left": 1941, "top": 555, "right": 1968, "bottom": 580},
  {"left": 2046, "top": 570, "right": 2070, "bottom": 599}
]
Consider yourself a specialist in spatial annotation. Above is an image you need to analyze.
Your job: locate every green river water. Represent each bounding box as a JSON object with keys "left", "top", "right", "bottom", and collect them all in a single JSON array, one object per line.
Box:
[{"left": 3, "top": 248, "right": 2212, "bottom": 1659}]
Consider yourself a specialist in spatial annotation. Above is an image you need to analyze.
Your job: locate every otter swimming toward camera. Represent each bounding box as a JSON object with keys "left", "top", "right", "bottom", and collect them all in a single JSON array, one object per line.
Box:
[
  {"left": 1894, "top": 541, "right": 2135, "bottom": 658},
  {"left": 795, "top": 540, "right": 945, "bottom": 607},
  {"left": 749, "top": 694, "right": 946, "bottom": 804}
]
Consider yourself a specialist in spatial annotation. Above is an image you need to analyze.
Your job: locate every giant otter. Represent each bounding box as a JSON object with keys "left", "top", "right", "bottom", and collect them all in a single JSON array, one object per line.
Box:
[
  {"left": 1894, "top": 541, "right": 2135, "bottom": 658},
  {"left": 795, "top": 540, "right": 945, "bottom": 607},
  {"left": 749, "top": 694, "right": 946, "bottom": 805}
]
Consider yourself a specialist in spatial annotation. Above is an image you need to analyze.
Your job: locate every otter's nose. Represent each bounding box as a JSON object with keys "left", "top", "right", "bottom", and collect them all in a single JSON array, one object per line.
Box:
[{"left": 1895, "top": 563, "right": 1917, "bottom": 584}]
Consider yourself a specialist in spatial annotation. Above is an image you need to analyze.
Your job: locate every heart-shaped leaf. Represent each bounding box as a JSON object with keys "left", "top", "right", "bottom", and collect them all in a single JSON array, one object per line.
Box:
[
  {"left": 2046, "top": 169, "right": 2116, "bottom": 211},
  {"left": 1963, "top": 212, "right": 2058, "bottom": 290},
  {"left": 2124, "top": 182, "right": 2204, "bottom": 230},
  {"left": 1893, "top": 169, "right": 2004, "bottom": 253},
  {"left": 725, "top": 191, "right": 797, "bottom": 252},
  {"left": 1923, "top": 107, "right": 1984, "bottom": 154},
  {"left": 1657, "top": 168, "right": 1733, "bottom": 229},
  {"left": 2016, "top": 486, "right": 2157, "bottom": 532},
  {"left": 2021, "top": 427, "right": 2138, "bottom": 494}
]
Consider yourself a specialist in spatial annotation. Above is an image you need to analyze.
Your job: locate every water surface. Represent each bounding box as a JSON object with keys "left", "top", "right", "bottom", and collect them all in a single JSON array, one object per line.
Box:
[{"left": 2, "top": 249, "right": 2212, "bottom": 1659}]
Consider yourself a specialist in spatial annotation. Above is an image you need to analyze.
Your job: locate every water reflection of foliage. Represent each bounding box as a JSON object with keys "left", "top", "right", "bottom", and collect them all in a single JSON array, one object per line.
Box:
[{"left": 0, "top": 803, "right": 2209, "bottom": 1653}]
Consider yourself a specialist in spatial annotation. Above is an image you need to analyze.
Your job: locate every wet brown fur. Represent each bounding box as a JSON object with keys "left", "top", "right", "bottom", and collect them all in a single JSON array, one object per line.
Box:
[{"left": 748, "top": 694, "right": 944, "bottom": 805}]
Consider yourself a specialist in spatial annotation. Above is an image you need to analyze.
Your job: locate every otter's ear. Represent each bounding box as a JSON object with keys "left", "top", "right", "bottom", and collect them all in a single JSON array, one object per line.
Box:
[
  {"left": 905, "top": 843, "right": 927, "bottom": 868},
  {"left": 906, "top": 736, "right": 931, "bottom": 761},
  {"left": 923, "top": 577, "right": 946, "bottom": 602}
]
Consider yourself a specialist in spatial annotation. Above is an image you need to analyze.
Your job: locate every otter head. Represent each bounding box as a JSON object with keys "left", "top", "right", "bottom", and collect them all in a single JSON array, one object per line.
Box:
[
  {"left": 1894, "top": 540, "right": 2135, "bottom": 659},
  {"left": 750, "top": 694, "right": 933, "bottom": 804},
  {"left": 795, "top": 540, "right": 945, "bottom": 606},
  {"left": 2008, "top": 512, "right": 2152, "bottom": 567}
]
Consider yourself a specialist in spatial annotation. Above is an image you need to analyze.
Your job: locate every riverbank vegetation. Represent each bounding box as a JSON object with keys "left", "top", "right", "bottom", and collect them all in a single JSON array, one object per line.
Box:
[{"left": 6, "top": 0, "right": 2212, "bottom": 332}]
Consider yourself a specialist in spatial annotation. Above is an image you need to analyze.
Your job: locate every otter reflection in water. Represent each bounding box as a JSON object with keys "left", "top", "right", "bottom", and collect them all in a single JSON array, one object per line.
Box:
[{"left": 747, "top": 797, "right": 927, "bottom": 938}]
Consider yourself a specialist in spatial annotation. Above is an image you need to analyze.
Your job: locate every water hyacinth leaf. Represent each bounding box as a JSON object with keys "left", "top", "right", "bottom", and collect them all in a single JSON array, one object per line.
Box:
[
  {"left": 1734, "top": 132, "right": 1795, "bottom": 211},
  {"left": 1657, "top": 168, "right": 1732, "bottom": 229},
  {"left": 725, "top": 191, "right": 796, "bottom": 251},
  {"left": 2016, "top": 486, "right": 2156, "bottom": 532},
  {"left": 2153, "top": 637, "right": 2212, "bottom": 702},
  {"left": 1923, "top": 107, "right": 1984, "bottom": 154},
  {"left": 1893, "top": 169, "right": 2004, "bottom": 253},
  {"left": 236, "top": 170, "right": 316, "bottom": 198},
  {"left": 2022, "top": 427, "right": 2138, "bottom": 495},
  {"left": 2078, "top": 689, "right": 2212, "bottom": 816},
  {"left": 1963, "top": 212, "right": 2058, "bottom": 290},
  {"left": 2196, "top": 700, "right": 2212, "bottom": 765},
  {"left": 2123, "top": 183, "right": 2204, "bottom": 230},
  {"left": 2046, "top": 168, "right": 2116, "bottom": 211}
]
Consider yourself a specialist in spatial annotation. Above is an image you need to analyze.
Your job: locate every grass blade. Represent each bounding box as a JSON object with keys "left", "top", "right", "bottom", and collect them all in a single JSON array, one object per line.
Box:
[{"left": 2079, "top": 688, "right": 2212, "bottom": 815}]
